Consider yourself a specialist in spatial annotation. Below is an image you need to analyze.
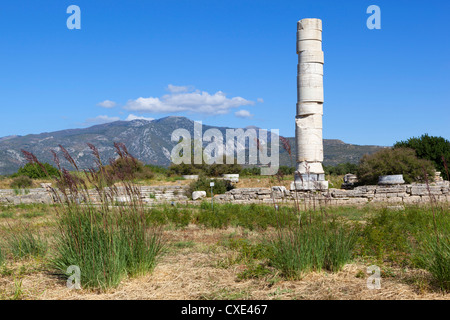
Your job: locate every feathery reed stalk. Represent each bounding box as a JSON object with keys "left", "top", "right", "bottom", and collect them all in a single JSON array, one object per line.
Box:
[
  {"left": 21, "top": 143, "right": 164, "bottom": 290},
  {"left": 413, "top": 167, "right": 450, "bottom": 291}
]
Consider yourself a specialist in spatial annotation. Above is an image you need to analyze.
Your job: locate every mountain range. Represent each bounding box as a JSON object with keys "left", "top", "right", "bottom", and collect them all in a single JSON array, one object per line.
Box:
[{"left": 0, "top": 116, "right": 385, "bottom": 175}]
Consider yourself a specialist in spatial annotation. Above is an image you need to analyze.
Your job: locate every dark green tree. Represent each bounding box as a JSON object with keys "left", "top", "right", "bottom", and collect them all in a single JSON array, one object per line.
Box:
[
  {"left": 394, "top": 134, "right": 450, "bottom": 177},
  {"left": 357, "top": 147, "right": 435, "bottom": 185},
  {"left": 12, "top": 163, "right": 60, "bottom": 179}
]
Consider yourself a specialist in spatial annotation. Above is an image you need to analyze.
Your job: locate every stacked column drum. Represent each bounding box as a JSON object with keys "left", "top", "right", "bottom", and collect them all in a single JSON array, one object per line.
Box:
[{"left": 293, "top": 18, "right": 328, "bottom": 190}]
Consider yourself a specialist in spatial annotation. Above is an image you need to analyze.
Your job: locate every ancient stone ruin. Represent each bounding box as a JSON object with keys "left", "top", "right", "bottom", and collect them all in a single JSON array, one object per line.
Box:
[{"left": 292, "top": 18, "right": 328, "bottom": 191}]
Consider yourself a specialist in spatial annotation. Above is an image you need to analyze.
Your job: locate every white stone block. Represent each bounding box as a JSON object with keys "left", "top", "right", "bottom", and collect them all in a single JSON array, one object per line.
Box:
[
  {"left": 298, "top": 73, "right": 323, "bottom": 87},
  {"left": 192, "top": 191, "right": 207, "bottom": 200},
  {"left": 291, "top": 180, "right": 328, "bottom": 191},
  {"left": 296, "top": 147, "right": 324, "bottom": 163},
  {"left": 297, "top": 29, "right": 322, "bottom": 41},
  {"left": 298, "top": 63, "right": 323, "bottom": 75},
  {"left": 296, "top": 162, "right": 325, "bottom": 174},
  {"left": 297, "top": 102, "right": 323, "bottom": 116},
  {"left": 295, "top": 114, "right": 323, "bottom": 129},
  {"left": 298, "top": 19, "right": 322, "bottom": 31},
  {"left": 298, "top": 87, "right": 324, "bottom": 102},
  {"left": 182, "top": 175, "right": 199, "bottom": 180},
  {"left": 299, "top": 51, "right": 324, "bottom": 63},
  {"left": 297, "top": 39, "right": 322, "bottom": 52},
  {"left": 222, "top": 174, "right": 239, "bottom": 183}
]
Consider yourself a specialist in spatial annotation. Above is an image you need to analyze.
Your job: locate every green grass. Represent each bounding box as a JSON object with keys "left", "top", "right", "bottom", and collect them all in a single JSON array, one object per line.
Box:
[
  {"left": 355, "top": 204, "right": 450, "bottom": 291},
  {"left": 4, "top": 227, "right": 48, "bottom": 259},
  {"left": 144, "top": 202, "right": 298, "bottom": 231},
  {"left": 269, "top": 213, "right": 358, "bottom": 278},
  {"left": 0, "top": 212, "right": 14, "bottom": 219},
  {"left": 357, "top": 206, "right": 450, "bottom": 266},
  {"left": 51, "top": 205, "right": 164, "bottom": 290},
  {"left": 414, "top": 225, "right": 450, "bottom": 291},
  {"left": 21, "top": 211, "right": 46, "bottom": 219},
  {"left": 1, "top": 197, "right": 448, "bottom": 292},
  {"left": 172, "top": 241, "right": 196, "bottom": 249}
]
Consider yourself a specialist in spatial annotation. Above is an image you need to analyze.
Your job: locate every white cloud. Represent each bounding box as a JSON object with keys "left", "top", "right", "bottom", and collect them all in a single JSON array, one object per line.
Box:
[
  {"left": 235, "top": 110, "right": 254, "bottom": 118},
  {"left": 85, "top": 115, "right": 120, "bottom": 125},
  {"left": 257, "top": 98, "right": 264, "bottom": 103},
  {"left": 97, "top": 100, "right": 117, "bottom": 108},
  {"left": 167, "top": 84, "right": 190, "bottom": 93},
  {"left": 125, "top": 114, "right": 155, "bottom": 122},
  {"left": 124, "top": 86, "right": 255, "bottom": 116}
]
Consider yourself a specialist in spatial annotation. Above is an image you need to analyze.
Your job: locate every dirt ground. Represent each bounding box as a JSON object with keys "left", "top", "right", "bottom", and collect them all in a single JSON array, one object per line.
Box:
[{"left": 1, "top": 224, "right": 448, "bottom": 300}]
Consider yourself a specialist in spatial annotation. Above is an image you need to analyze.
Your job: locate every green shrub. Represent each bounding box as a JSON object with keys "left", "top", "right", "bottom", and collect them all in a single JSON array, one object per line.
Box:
[
  {"left": 394, "top": 134, "right": 450, "bottom": 178},
  {"left": 277, "top": 166, "right": 295, "bottom": 175},
  {"left": 12, "top": 163, "right": 59, "bottom": 179},
  {"left": 204, "top": 163, "right": 242, "bottom": 176},
  {"left": 324, "top": 163, "right": 358, "bottom": 176},
  {"left": 357, "top": 147, "right": 435, "bottom": 185},
  {"left": 240, "top": 167, "right": 261, "bottom": 176},
  {"left": 144, "top": 164, "right": 168, "bottom": 175},
  {"left": 187, "top": 175, "right": 234, "bottom": 198},
  {"left": 167, "top": 163, "right": 202, "bottom": 176},
  {"left": 102, "top": 156, "right": 154, "bottom": 183},
  {"left": 10, "top": 176, "right": 33, "bottom": 189},
  {"left": 168, "top": 161, "right": 242, "bottom": 177}
]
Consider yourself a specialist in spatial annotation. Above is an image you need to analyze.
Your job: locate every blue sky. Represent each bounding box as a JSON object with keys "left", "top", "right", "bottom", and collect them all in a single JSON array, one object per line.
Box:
[{"left": 0, "top": 0, "right": 449, "bottom": 146}]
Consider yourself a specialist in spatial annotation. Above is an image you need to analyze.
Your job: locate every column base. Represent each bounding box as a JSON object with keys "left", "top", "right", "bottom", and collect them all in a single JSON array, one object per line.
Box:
[
  {"left": 291, "top": 180, "right": 329, "bottom": 191},
  {"left": 291, "top": 172, "right": 329, "bottom": 190}
]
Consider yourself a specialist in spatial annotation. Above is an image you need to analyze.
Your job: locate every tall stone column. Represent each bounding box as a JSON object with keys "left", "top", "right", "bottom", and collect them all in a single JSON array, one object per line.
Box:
[{"left": 292, "top": 18, "right": 328, "bottom": 190}]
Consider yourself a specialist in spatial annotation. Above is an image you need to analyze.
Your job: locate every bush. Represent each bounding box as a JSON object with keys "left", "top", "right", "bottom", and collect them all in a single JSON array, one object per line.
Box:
[
  {"left": 394, "top": 134, "right": 450, "bottom": 178},
  {"left": 167, "top": 163, "right": 202, "bottom": 176},
  {"left": 277, "top": 166, "right": 295, "bottom": 175},
  {"left": 168, "top": 161, "right": 242, "bottom": 177},
  {"left": 12, "top": 163, "right": 59, "bottom": 179},
  {"left": 10, "top": 176, "right": 33, "bottom": 189},
  {"left": 102, "top": 156, "right": 154, "bottom": 183},
  {"left": 144, "top": 164, "right": 168, "bottom": 175},
  {"left": 324, "top": 163, "right": 358, "bottom": 176},
  {"left": 186, "top": 175, "right": 235, "bottom": 198},
  {"left": 240, "top": 167, "right": 261, "bottom": 176},
  {"left": 204, "top": 163, "right": 242, "bottom": 176},
  {"left": 357, "top": 147, "right": 435, "bottom": 185}
]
